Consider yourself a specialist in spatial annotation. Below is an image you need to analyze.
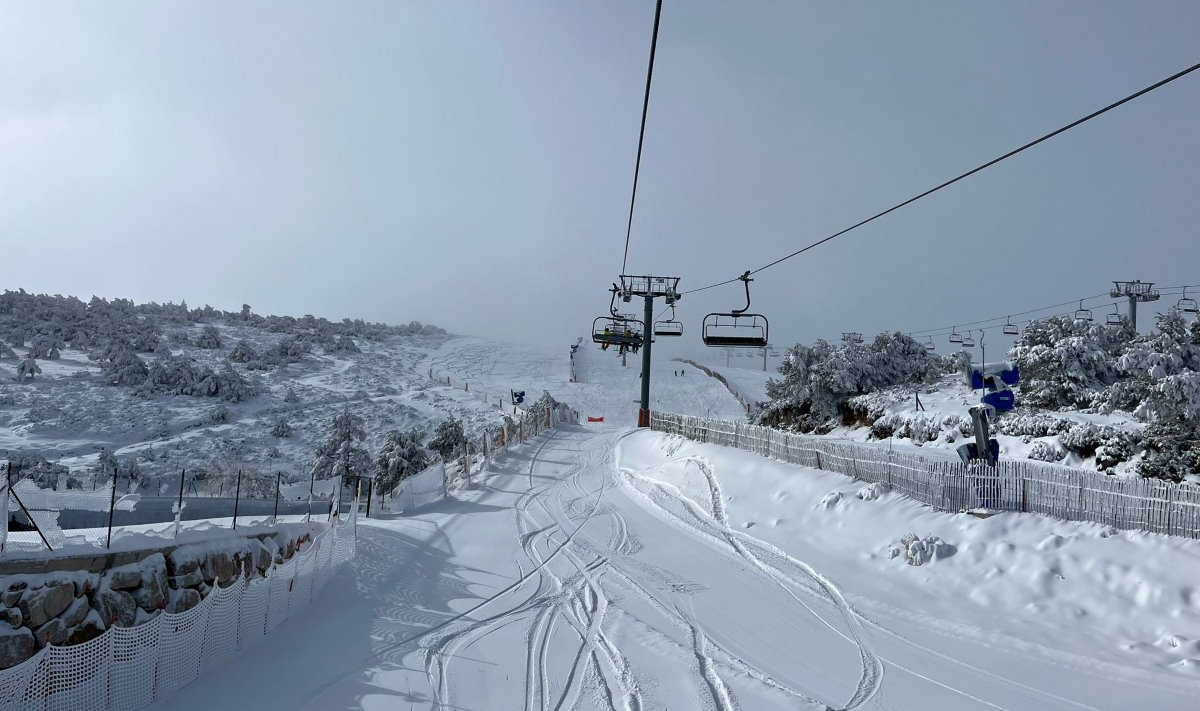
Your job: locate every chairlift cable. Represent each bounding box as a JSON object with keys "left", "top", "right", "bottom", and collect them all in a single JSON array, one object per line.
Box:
[
  {"left": 620, "top": 0, "right": 664, "bottom": 275},
  {"left": 682, "top": 59, "right": 1200, "bottom": 296},
  {"left": 909, "top": 282, "right": 1200, "bottom": 338}
]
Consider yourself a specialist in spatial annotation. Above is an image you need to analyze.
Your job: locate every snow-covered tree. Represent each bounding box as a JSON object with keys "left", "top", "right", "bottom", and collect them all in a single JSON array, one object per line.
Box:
[
  {"left": 283, "top": 387, "right": 301, "bottom": 404},
  {"left": 375, "top": 428, "right": 431, "bottom": 495},
  {"left": 756, "top": 332, "right": 951, "bottom": 432},
  {"left": 271, "top": 419, "right": 292, "bottom": 438},
  {"left": 1007, "top": 315, "right": 1131, "bottom": 409},
  {"left": 329, "top": 335, "right": 361, "bottom": 353},
  {"left": 195, "top": 325, "right": 222, "bottom": 349},
  {"left": 16, "top": 357, "right": 41, "bottom": 382},
  {"left": 310, "top": 410, "right": 371, "bottom": 482},
  {"left": 95, "top": 447, "right": 118, "bottom": 478},
  {"left": 428, "top": 416, "right": 468, "bottom": 460},
  {"left": 228, "top": 340, "right": 258, "bottom": 363},
  {"left": 101, "top": 346, "right": 149, "bottom": 386}
]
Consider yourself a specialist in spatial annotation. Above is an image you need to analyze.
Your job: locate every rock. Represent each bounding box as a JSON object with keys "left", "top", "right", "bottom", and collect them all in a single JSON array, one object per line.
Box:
[
  {"left": 35, "top": 617, "right": 67, "bottom": 646},
  {"left": 133, "top": 574, "right": 165, "bottom": 612},
  {"left": 65, "top": 610, "right": 105, "bottom": 646},
  {"left": 204, "top": 551, "right": 239, "bottom": 585},
  {"left": 254, "top": 540, "right": 273, "bottom": 573},
  {"left": 0, "top": 624, "right": 35, "bottom": 670},
  {"left": 57, "top": 596, "right": 89, "bottom": 630},
  {"left": 167, "top": 550, "right": 201, "bottom": 577},
  {"left": 169, "top": 568, "right": 203, "bottom": 590},
  {"left": 240, "top": 554, "right": 253, "bottom": 580},
  {"left": 83, "top": 573, "right": 101, "bottom": 596},
  {"left": 92, "top": 588, "right": 136, "bottom": 628},
  {"left": 18, "top": 583, "right": 75, "bottom": 629},
  {"left": 0, "top": 607, "right": 21, "bottom": 628},
  {"left": 3, "top": 589, "right": 22, "bottom": 608},
  {"left": 105, "top": 564, "right": 142, "bottom": 591},
  {"left": 5, "top": 581, "right": 27, "bottom": 595},
  {"left": 166, "top": 587, "right": 200, "bottom": 614}
]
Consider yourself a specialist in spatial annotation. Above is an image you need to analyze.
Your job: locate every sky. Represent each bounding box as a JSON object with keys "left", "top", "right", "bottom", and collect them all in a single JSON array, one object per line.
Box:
[{"left": 2, "top": 1, "right": 1199, "bottom": 361}]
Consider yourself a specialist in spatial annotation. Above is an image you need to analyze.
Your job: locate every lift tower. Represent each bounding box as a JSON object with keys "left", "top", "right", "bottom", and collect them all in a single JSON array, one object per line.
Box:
[
  {"left": 1110, "top": 280, "right": 1160, "bottom": 332},
  {"left": 620, "top": 275, "right": 680, "bottom": 427}
]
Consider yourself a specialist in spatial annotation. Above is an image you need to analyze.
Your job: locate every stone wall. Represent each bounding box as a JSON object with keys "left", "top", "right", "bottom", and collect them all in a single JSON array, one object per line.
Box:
[{"left": 0, "top": 526, "right": 314, "bottom": 670}]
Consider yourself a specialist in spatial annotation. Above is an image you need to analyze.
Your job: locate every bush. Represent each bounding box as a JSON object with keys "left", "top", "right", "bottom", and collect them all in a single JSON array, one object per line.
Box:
[{"left": 195, "top": 325, "right": 222, "bottom": 349}]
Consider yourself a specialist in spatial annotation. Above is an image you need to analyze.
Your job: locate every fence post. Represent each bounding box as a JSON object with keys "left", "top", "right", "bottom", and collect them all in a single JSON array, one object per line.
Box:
[
  {"left": 273, "top": 472, "right": 281, "bottom": 525},
  {"left": 232, "top": 469, "right": 243, "bottom": 529},
  {"left": 107, "top": 465, "right": 118, "bottom": 548},
  {"left": 175, "top": 468, "right": 187, "bottom": 538},
  {"left": 365, "top": 479, "right": 372, "bottom": 518}
]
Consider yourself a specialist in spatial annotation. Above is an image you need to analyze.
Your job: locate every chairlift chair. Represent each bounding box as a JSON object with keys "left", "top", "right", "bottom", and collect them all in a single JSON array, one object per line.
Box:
[
  {"left": 961, "top": 334, "right": 975, "bottom": 348},
  {"left": 1074, "top": 299, "right": 1093, "bottom": 322},
  {"left": 1002, "top": 317, "right": 1019, "bottom": 336},
  {"left": 701, "top": 272, "right": 769, "bottom": 348},
  {"left": 924, "top": 337, "right": 935, "bottom": 352},
  {"left": 1105, "top": 304, "right": 1122, "bottom": 326},
  {"left": 1178, "top": 287, "right": 1199, "bottom": 315},
  {"left": 592, "top": 317, "right": 643, "bottom": 348},
  {"left": 591, "top": 284, "right": 645, "bottom": 348},
  {"left": 949, "top": 327, "right": 963, "bottom": 344},
  {"left": 653, "top": 305, "right": 684, "bottom": 337}
]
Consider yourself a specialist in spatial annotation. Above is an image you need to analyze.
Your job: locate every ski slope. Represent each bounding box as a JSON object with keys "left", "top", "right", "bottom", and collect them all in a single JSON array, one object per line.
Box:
[{"left": 155, "top": 339, "right": 1200, "bottom": 710}]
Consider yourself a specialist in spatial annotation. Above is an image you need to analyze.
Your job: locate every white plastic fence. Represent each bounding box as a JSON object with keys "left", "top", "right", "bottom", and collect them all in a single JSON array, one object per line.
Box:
[
  {"left": 0, "top": 517, "right": 356, "bottom": 710},
  {"left": 651, "top": 411, "right": 1200, "bottom": 540},
  {"left": 386, "top": 461, "right": 447, "bottom": 514}
]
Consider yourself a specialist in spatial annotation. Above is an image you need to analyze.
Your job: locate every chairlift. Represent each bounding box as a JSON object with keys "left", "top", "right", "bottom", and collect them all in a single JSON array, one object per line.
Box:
[
  {"left": 592, "top": 317, "right": 643, "bottom": 347},
  {"left": 924, "top": 337, "right": 935, "bottom": 352},
  {"left": 949, "top": 327, "right": 963, "bottom": 344},
  {"left": 653, "top": 305, "right": 683, "bottom": 337},
  {"left": 961, "top": 333, "right": 975, "bottom": 348},
  {"left": 1178, "top": 287, "right": 1199, "bottom": 315},
  {"left": 1002, "top": 317, "right": 1018, "bottom": 336},
  {"left": 591, "top": 284, "right": 644, "bottom": 348},
  {"left": 701, "top": 271, "right": 769, "bottom": 348},
  {"left": 1074, "top": 299, "right": 1093, "bottom": 322},
  {"left": 1105, "top": 304, "right": 1122, "bottom": 326}
]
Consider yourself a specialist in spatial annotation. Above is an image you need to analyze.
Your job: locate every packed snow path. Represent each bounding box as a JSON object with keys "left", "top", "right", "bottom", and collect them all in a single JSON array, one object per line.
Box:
[
  {"left": 157, "top": 426, "right": 1196, "bottom": 710},
  {"left": 154, "top": 341, "right": 1196, "bottom": 710}
]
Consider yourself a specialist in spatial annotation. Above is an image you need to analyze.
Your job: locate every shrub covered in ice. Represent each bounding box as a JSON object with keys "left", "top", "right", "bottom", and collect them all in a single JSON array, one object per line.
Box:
[
  {"left": 270, "top": 419, "right": 292, "bottom": 438},
  {"left": 890, "top": 533, "right": 951, "bottom": 566},
  {"left": 228, "top": 340, "right": 258, "bottom": 363},
  {"left": 195, "top": 325, "right": 222, "bottom": 349},
  {"left": 1028, "top": 441, "right": 1066, "bottom": 463}
]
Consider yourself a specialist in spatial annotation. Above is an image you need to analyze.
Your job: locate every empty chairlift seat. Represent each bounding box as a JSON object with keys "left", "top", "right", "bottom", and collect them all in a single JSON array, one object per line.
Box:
[{"left": 701, "top": 271, "right": 770, "bottom": 349}]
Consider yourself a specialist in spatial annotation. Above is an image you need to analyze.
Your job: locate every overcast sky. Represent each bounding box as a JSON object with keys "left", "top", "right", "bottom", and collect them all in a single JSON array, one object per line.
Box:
[{"left": 2, "top": 1, "right": 1199, "bottom": 360}]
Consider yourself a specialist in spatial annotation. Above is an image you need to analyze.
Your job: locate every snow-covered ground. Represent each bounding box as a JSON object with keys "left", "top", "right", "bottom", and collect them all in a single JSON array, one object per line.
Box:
[{"left": 150, "top": 337, "right": 1199, "bottom": 710}]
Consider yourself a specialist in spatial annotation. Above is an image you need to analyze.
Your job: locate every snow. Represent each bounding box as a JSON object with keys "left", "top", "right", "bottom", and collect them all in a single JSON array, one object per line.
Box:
[{"left": 147, "top": 336, "right": 1198, "bottom": 710}]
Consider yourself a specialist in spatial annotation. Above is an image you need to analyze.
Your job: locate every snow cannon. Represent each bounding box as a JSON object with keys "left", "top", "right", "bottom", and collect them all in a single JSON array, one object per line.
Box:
[{"left": 968, "top": 361, "right": 1019, "bottom": 390}]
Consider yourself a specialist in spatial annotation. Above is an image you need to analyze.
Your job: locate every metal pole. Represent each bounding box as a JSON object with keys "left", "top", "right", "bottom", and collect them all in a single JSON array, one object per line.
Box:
[
  {"left": 1128, "top": 294, "right": 1138, "bottom": 333},
  {"left": 273, "top": 472, "right": 281, "bottom": 524},
  {"left": 639, "top": 293, "right": 654, "bottom": 427},
  {"left": 307, "top": 465, "right": 316, "bottom": 523},
  {"left": 106, "top": 465, "right": 117, "bottom": 548},
  {"left": 8, "top": 464, "right": 51, "bottom": 552},
  {"left": 232, "top": 469, "right": 242, "bottom": 529},
  {"left": 177, "top": 468, "right": 186, "bottom": 511},
  {"left": 365, "top": 479, "right": 372, "bottom": 518}
]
